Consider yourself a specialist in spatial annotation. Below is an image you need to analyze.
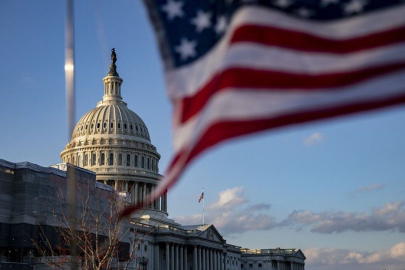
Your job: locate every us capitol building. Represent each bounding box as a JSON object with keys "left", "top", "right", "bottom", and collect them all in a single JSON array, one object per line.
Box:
[{"left": 0, "top": 51, "right": 305, "bottom": 270}]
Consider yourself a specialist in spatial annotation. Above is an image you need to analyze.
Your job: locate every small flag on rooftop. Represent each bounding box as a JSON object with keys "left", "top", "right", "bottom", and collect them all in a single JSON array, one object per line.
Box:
[{"left": 198, "top": 191, "right": 204, "bottom": 203}]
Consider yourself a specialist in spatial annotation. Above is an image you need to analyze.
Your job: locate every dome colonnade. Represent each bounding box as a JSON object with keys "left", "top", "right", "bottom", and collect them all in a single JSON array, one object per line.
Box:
[{"left": 60, "top": 48, "right": 168, "bottom": 214}]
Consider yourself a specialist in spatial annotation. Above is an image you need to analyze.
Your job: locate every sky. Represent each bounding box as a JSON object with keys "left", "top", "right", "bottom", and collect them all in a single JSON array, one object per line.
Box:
[{"left": 1, "top": 1, "right": 405, "bottom": 270}]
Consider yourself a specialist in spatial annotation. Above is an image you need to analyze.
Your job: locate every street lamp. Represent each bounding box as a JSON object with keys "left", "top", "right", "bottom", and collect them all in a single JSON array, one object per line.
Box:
[{"left": 136, "top": 256, "right": 148, "bottom": 270}]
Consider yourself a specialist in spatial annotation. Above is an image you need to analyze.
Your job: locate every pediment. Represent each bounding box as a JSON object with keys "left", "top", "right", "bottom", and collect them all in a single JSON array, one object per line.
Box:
[{"left": 199, "top": 225, "right": 224, "bottom": 243}]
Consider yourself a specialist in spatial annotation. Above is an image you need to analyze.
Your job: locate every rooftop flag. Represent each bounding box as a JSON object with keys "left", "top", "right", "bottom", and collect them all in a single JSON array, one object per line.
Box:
[
  {"left": 121, "top": 0, "right": 405, "bottom": 217},
  {"left": 199, "top": 191, "right": 204, "bottom": 203}
]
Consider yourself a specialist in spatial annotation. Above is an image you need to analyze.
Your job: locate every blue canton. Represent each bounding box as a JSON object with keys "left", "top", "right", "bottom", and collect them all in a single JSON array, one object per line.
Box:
[{"left": 149, "top": 0, "right": 404, "bottom": 67}]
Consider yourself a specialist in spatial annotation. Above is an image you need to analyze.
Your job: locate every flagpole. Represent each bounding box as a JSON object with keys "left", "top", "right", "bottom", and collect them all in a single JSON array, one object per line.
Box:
[{"left": 202, "top": 188, "right": 205, "bottom": 225}]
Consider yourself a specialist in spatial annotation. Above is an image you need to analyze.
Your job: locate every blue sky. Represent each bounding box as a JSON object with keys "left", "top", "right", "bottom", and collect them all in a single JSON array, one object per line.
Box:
[{"left": 1, "top": 1, "right": 405, "bottom": 269}]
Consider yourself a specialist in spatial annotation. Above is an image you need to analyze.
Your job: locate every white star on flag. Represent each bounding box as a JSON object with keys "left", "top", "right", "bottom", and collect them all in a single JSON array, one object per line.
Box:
[
  {"left": 175, "top": 38, "right": 197, "bottom": 60},
  {"left": 215, "top": 16, "right": 227, "bottom": 34},
  {"left": 162, "top": 0, "right": 184, "bottom": 21},
  {"left": 295, "top": 7, "right": 314, "bottom": 17},
  {"left": 344, "top": 0, "right": 368, "bottom": 14},
  {"left": 273, "top": 0, "right": 293, "bottom": 8},
  {"left": 191, "top": 10, "right": 212, "bottom": 32},
  {"left": 321, "top": 0, "right": 340, "bottom": 6}
]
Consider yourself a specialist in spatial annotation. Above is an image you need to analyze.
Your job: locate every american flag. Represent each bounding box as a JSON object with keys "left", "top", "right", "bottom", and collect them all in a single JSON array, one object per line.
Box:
[
  {"left": 121, "top": 0, "right": 405, "bottom": 217},
  {"left": 199, "top": 191, "right": 204, "bottom": 203}
]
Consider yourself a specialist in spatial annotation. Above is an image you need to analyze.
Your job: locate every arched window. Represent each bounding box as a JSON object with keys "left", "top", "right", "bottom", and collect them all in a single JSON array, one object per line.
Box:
[
  {"left": 141, "top": 156, "right": 145, "bottom": 168},
  {"left": 92, "top": 153, "right": 96, "bottom": 166},
  {"left": 118, "top": 154, "right": 122, "bottom": 165},
  {"left": 97, "top": 123, "right": 100, "bottom": 128},
  {"left": 134, "top": 155, "right": 138, "bottom": 167},
  {"left": 147, "top": 157, "right": 150, "bottom": 170},
  {"left": 126, "top": 154, "right": 131, "bottom": 166},
  {"left": 109, "top": 153, "right": 114, "bottom": 165},
  {"left": 84, "top": 154, "right": 88, "bottom": 166},
  {"left": 100, "top": 153, "right": 105, "bottom": 165}
]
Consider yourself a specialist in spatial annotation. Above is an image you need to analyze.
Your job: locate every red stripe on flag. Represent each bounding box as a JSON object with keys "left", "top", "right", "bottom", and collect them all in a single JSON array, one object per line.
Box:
[
  {"left": 231, "top": 25, "right": 405, "bottom": 53},
  {"left": 180, "top": 63, "right": 405, "bottom": 123},
  {"left": 181, "top": 92, "right": 405, "bottom": 172}
]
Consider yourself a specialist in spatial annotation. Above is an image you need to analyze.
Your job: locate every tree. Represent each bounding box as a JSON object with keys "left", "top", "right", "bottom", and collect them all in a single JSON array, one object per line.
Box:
[{"left": 33, "top": 171, "right": 143, "bottom": 270}]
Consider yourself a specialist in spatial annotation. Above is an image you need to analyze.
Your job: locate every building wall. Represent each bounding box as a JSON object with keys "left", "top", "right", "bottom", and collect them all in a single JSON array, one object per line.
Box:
[{"left": 0, "top": 159, "right": 305, "bottom": 270}]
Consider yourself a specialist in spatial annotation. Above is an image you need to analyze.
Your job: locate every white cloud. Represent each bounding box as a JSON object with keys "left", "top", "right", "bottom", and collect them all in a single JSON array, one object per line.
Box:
[
  {"left": 207, "top": 186, "right": 247, "bottom": 211},
  {"left": 303, "top": 133, "right": 324, "bottom": 146},
  {"left": 304, "top": 242, "right": 405, "bottom": 270},
  {"left": 354, "top": 183, "right": 386, "bottom": 193},
  {"left": 280, "top": 201, "right": 405, "bottom": 234},
  {"left": 175, "top": 187, "right": 275, "bottom": 235}
]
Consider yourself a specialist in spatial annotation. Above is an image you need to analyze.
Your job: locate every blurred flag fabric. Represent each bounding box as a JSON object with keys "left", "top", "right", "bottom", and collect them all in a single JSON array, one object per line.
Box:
[{"left": 120, "top": 0, "right": 405, "bottom": 216}]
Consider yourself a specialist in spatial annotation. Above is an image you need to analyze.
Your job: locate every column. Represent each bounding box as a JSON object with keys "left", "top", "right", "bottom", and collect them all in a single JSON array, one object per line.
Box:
[
  {"left": 171, "top": 244, "right": 175, "bottom": 270},
  {"left": 184, "top": 246, "right": 188, "bottom": 270},
  {"left": 176, "top": 244, "right": 179, "bottom": 270},
  {"left": 154, "top": 244, "right": 160, "bottom": 270},
  {"left": 202, "top": 247, "right": 205, "bottom": 270},
  {"left": 220, "top": 252, "right": 224, "bottom": 270},
  {"left": 198, "top": 246, "right": 202, "bottom": 270},
  {"left": 179, "top": 245, "right": 184, "bottom": 270},
  {"left": 193, "top": 246, "right": 198, "bottom": 270},
  {"left": 166, "top": 243, "right": 170, "bottom": 270},
  {"left": 143, "top": 183, "right": 148, "bottom": 206},
  {"left": 139, "top": 184, "right": 143, "bottom": 204},
  {"left": 214, "top": 250, "right": 217, "bottom": 270},
  {"left": 210, "top": 249, "right": 213, "bottom": 270},
  {"left": 133, "top": 182, "right": 138, "bottom": 204},
  {"left": 163, "top": 191, "right": 167, "bottom": 212}
]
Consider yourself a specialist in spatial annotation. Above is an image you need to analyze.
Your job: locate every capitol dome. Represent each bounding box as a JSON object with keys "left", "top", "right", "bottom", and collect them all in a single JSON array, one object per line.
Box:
[
  {"left": 71, "top": 100, "right": 151, "bottom": 142},
  {"left": 60, "top": 49, "right": 168, "bottom": 216}
]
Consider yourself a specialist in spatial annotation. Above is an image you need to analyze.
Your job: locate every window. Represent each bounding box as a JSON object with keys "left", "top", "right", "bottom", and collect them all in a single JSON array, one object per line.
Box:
[
  {"left": 130, "top": 124, "right": 133, "bottom": 130},
  {"left": 118, "top": 123, "right": 121, "bottom": 129},
  {"left": 134, "top": 155, "right": 138, "bottom": 167},
  {"left": 92, "top": 153, "right": 96, "bottom": 166},
  {"left": 91, "top": 123, "right": 94, "bottom": 129},
  {"left": 111, "top": 122, "right": 113, "bottom": 128},
  {"left": 136, "top": 126, "right": 138, "bottom": 131},
  {"left": 100, "top": 153, "right": 105, "bottom": 165},
  {"left": 144, "top": 245, "right": 147, "bottom": 252},
  {"left": 78, "top": 155, "right": 81, "bottom": 166},
  {"left": 109, "top": 153, "right": 114, "bottom": 165},
  {"left": 124, "top": 123, "right": 127, "bottom": 129},
  {"left": 84, "top": 154, "right": 88, "bottom": 166},
  {"left": 141, "top": 156, "right": 144, "bottom": 168},
  {"left": 241, "top": 264, "right": 243, "bottom": 268},
  {"left": 103, "top": 122, "right": 106, "bottom": 128},
  {"left": 118, "top": 154, "right": 122, "bottom": 165},
  {"left": 258, "top": 263, "right": 262, "bottom": 268},
  {"left": 249, "top": 264, "right": 253, "bottom": 268},
  {"left": 127, "top": 154, "right": 131, "bottom": 166},
  {"left": 97, "top": 123, "right": 100, "bottom": 128},
  {"left": 147, "top": 157, "right": 150, "bottom": 169}
]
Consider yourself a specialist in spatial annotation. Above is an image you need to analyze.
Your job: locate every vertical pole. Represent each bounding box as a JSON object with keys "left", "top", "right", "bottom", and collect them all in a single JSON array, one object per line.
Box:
[
  {"left": 202, "top": 188, "right": 205, "bottom": 225},
  {"left": 65, "top": 1, "right": 77, "bottom": 270}
]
